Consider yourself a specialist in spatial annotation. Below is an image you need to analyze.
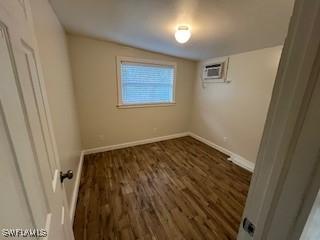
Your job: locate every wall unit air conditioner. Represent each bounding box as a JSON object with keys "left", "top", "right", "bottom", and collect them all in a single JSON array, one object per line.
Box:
[{"left": 202, "top": 57, "right": 230, "bottom": 83}]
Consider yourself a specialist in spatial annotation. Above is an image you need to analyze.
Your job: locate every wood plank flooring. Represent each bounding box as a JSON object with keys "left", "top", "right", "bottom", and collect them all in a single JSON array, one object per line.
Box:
[{"left": 73, "top": 136, "right": 252, "bottom": 240}]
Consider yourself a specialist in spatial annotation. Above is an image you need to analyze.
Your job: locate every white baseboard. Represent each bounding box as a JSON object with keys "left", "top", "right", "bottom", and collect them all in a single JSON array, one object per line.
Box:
[
  {"left": 229, "top": 153, "right": 255, "bottom": 172},
  {"left": 188, "top": 132, "right": 255, "bottom": 172},
  {"left": 70, "top": 150, "right": 84, "bottom": 224},
  {"left": 82, "top": 131, "right": 254, "bottom": 172},
  {"left": 188, "top": 132, "right": 234, "bottom": 156},
  {"left": 82, "top": 132, "right": 189, "bottom": 155}
]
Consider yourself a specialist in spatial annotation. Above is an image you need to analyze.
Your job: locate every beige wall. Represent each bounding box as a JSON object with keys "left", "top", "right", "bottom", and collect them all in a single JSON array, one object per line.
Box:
[
  {"left": 67, "top": 34, "right": 196, "bottom": 149},
  {"left": 67, "top": 34, "right": 279, "bottom": 163},
  {"left": 190, "top": 46, "right": 282, "bottom": 163},
  {"left": 30, "top": 0, "right": 82, "bottom": 205}
]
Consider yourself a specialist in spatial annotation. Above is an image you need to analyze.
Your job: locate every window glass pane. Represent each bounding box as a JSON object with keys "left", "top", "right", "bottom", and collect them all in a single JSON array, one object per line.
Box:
[{"left": 120, "top": 62, "right": 174, "bottom": 105}]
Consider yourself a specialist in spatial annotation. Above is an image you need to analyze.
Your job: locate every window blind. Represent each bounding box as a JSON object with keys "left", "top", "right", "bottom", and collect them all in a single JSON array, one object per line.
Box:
[{"left": 120, "top": 62, "right": 175, "bottom": 105}]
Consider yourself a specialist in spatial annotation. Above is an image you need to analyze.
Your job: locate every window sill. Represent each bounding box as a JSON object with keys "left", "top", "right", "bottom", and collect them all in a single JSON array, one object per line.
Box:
[{"left": 117, "top": 102, "right": 176, "bottom": 109}]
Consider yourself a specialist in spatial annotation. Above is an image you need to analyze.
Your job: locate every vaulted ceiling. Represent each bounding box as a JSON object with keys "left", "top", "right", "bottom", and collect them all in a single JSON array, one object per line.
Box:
[{"left": 49, "top": 0, "right": 294, "bottom": 60}]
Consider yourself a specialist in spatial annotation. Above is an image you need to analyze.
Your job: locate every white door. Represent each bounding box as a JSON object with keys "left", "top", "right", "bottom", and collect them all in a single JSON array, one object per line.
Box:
[
  {"left": 0, "top": 0, "right": 74, "bottom": 239},
  {"left": 237, "top": 0, "right": 320, "bottom": 239}
]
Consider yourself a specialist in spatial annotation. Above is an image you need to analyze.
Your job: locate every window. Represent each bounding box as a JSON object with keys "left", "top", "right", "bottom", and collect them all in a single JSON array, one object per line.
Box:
[{"left": 117, "top": 57, "right": 176, "bottom": 107}]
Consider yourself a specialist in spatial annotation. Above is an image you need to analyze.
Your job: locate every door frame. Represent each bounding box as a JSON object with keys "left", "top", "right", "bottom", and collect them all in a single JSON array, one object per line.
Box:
[
  {"left": 238, "top": 0, "right": 320, "bottom": 239},
  {"left": 26, "top": 0, "right": 75, "bottom": 235}
]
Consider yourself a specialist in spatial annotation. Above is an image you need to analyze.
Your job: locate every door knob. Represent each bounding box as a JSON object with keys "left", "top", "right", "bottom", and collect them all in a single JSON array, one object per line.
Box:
[{"left": 60, "top": 170, "right": 73, "bottom": 183}]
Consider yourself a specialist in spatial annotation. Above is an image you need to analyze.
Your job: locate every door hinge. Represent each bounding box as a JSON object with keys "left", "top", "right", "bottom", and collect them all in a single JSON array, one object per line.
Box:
[{"left": 243, "top": 217, "right": 255, "bottom": 237}]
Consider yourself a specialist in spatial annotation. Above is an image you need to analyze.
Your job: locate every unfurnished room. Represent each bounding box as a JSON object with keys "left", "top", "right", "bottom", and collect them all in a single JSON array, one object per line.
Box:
[{"left": 1, "top": 0, "right": 320, "bottom": 240}]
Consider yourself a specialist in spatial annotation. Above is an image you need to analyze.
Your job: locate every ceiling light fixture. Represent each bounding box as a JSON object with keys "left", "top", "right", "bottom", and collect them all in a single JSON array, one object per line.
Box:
[{"left": 175, "top": 25, "right": 191, "bottom": 44}]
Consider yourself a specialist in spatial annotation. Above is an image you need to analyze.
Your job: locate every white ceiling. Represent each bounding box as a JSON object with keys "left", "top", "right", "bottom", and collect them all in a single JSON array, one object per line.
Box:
[{"left": 49, "top": 0, "right": 294, "bottom": 60}]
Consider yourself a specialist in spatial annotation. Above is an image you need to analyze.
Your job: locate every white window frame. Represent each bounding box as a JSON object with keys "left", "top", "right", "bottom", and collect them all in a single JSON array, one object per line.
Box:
[{"left": 116, "top": 56, "right": 177, "bottom": 108}]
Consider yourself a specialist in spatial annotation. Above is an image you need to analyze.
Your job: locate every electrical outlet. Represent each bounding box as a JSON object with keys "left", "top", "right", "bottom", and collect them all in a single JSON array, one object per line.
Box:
[
  {"left": 98, "top": 134, "right": 105, "bottom": 141},
  {"left": 223, "top": 137, "right": 228, "bottom": 142}
]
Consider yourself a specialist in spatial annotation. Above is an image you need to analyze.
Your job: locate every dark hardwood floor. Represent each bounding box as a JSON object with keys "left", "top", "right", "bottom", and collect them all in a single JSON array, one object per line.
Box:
[{"left": 73, "top": 136, "right": 252, "bottom": 240}]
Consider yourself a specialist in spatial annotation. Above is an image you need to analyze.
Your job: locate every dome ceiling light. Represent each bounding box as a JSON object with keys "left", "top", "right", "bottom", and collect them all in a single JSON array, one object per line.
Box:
[{"left": 175, "top": 25, "right": 191, "bottom": 44}]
